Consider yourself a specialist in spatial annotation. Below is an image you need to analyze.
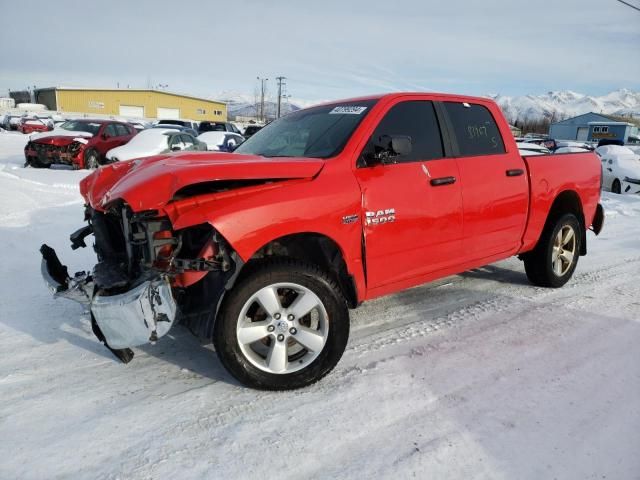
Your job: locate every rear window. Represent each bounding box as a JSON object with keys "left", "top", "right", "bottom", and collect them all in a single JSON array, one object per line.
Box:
[{"left": 443, "top": 102, "right": 505, "bottom": 156}]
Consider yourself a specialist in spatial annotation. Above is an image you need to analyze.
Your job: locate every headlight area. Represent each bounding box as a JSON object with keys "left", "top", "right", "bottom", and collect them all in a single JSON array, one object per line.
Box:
[
  {"left": 118, "top": 208, "right": 243, "bottom": 342},
  {"left": 93, "top": 205, "right": 233, "bottom": 291}
]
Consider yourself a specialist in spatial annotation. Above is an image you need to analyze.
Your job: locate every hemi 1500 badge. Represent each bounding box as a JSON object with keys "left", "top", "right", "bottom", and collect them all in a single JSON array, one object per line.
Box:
[{"left": 365, "top": 208, "right": 396, "bottom": 225}]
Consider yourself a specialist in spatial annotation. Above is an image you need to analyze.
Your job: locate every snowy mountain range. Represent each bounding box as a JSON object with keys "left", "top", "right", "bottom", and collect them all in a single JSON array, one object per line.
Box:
[
  {"left": 490, "top": 89, "right": 640, "bottom": 123},
  {"left": 217, "top": 88, "right": 640, "bottom": 124},
  {"left": 216, "top": 91, "right": 301, "bottom": 120}
]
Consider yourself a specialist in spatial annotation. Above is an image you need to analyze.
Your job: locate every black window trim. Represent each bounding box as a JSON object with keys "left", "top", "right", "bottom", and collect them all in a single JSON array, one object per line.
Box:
[{"left": 433, "top": 102, "right": 458, "bottom": 157}]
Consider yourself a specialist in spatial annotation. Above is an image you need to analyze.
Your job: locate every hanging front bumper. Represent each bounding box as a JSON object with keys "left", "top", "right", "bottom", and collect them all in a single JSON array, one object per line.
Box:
[{"left": 40, "top": 244, "right": 177, "bottom": 350}]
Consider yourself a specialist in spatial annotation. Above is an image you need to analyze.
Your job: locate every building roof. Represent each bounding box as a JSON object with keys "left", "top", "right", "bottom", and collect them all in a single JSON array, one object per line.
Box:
[
  {"left": 551, "top": 111, "right": 640, "bottom": 127},
  {"left": 551, "top": 112, "right": 614, "bottom": 126},
  {"left": 35, "top": 86, "right": 226, "bottom": 106},
  {"left": 587, "top": 121, "right": 634, "bottom": 126}
]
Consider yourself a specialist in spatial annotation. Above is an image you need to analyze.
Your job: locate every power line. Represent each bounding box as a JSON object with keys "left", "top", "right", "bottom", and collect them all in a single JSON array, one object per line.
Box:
[{"left": 615, "top": 0, "right": 640, "bottom": 12}]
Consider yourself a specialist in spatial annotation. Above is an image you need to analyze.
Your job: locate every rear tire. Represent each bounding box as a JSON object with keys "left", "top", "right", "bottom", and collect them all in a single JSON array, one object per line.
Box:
[
  {"left": 612, "top": 179, "right": 621, "bottom": 194},
  {"left": 213, "top": 259, "right": 349, "bottom": 390},
  {"left": 523, "top": 213, "right": 581, "bottom": 288}
]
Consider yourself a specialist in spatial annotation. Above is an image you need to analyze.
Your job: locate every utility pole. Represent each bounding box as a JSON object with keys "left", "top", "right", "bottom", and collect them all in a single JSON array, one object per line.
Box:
[
  {"left": 257, "top": 76, "right": 268, "bottom": 123},
  {"left": 276, "top": 76, "right": 286, "bottom": 119}
]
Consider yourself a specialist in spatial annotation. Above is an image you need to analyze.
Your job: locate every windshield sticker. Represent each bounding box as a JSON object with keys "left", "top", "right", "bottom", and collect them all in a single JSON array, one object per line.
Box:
[{"left": 329, "top": 106, "right": 368, "bottom": 115}]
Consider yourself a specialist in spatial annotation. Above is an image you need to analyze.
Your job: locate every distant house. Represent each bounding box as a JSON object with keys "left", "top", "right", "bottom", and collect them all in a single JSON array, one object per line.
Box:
[{"left": 549, "top": 112, "right": 639, "bottom": 143}]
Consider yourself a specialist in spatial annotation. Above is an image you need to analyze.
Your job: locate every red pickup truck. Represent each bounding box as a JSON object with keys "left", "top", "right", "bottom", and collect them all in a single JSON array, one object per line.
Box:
[{"left": 41, "top": 92, "right": 604, "bottom": 390}]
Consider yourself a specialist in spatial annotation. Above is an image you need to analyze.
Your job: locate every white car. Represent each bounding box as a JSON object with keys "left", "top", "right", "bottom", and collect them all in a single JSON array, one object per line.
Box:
[
  {"left": 595, "top": 145, "right": 640, "bottom": 194},
  {"left": 517, "top": 142, "right": 550, "bottom": 156},
  {"left": 197, "top": 131, "right": 245, "bottom": 151},
  {"left": 554, "top": 146, "right": 592, "bottom": 154},
  {"left": 106, "top": 128, "right": 206, "bottom": 162}
]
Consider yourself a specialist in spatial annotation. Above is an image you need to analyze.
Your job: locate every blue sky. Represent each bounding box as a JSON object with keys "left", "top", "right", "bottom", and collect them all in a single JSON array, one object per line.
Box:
[{"left": 0, "top": 0, "right": 638, "bottom": 103}]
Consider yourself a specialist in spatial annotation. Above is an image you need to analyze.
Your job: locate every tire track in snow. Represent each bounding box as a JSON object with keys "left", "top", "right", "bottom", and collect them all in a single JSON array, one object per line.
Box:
[{"left": 347, "top": 256, "right": 640, "bottom": 356}]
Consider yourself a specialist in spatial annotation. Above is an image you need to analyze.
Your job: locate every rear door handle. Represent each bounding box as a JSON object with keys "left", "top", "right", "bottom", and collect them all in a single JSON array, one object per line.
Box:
[
  {"left": 506, "top": 169, "right": 524, "bottom": 177},
  {"left": 430, "top": 176, "right": 456, "bottom": 186}
]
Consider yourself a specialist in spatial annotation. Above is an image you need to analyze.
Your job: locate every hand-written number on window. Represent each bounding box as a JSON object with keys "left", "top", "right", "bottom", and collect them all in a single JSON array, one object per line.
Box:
[{"left": 467, "top": 123, "right": 498, "bottom": 148}]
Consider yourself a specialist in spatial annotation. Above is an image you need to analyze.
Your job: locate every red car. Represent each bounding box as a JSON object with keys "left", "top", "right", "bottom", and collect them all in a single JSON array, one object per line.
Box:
[
  {"left": 41, "top": 92, "right": 604, "bottom": 389},
  {"left": 24, "top": 119, "right": 136, "bottom": 169},
  {"left": 17, "top": 117, "right": 52, "bottom": 135}
]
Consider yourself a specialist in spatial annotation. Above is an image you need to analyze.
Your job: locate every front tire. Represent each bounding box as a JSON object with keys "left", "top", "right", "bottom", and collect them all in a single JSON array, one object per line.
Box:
[
  {"left": 213, "top": 259, "right": 349, "bottom": 390},
  {"left": 84, "top": 148, "right": 100, "bottom": 169},
  {"left": 523, "top": 213, "right": 581, "bottom": 288}
]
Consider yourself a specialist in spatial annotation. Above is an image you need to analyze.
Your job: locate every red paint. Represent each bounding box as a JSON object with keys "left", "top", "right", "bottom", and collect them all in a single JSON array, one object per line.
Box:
[{"left": 78, "top": 93, "right": 602, "bottom": 301}]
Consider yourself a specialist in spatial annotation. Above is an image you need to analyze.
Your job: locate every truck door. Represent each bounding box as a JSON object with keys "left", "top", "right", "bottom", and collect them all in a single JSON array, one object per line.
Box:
[
  {"left": 353, "top": 100, "right": 463, "bottom": 290},
  {"left": 440, "top": 101, "right": 529, "bottom": 260}
]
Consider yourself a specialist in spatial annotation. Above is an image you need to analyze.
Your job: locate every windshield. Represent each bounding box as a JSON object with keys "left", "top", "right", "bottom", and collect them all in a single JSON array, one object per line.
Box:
[
  {"left": 235, "top": 99, "right": 378, "bottom": 158},
  {"left": 60, "top": 120, "right": 102, "bottom": 135}
]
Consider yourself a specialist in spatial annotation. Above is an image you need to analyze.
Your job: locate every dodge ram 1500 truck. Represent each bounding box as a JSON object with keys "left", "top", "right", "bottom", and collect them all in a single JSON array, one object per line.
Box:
[{"left": 41, "top": 93, "right": 605, "bottom": 390}]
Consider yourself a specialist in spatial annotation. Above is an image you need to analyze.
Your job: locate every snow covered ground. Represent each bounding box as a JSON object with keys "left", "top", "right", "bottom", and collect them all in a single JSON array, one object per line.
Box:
[{"left": 0, "top": 131, "right": 639, "bottom": 480}]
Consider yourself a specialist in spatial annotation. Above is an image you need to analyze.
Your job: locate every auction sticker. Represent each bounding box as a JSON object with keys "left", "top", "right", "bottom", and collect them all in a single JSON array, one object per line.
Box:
[{"left": 329, "top": 106, "right": 368, "bottom": 114}]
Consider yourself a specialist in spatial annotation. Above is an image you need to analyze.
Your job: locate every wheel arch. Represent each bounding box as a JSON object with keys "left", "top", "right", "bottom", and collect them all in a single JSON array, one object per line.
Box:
[
  {"left": 242, "top": 232, "right": 360, "bottom": 309},
  {"left": 544, "top": 190, "right": 587, "bottom": 256}
]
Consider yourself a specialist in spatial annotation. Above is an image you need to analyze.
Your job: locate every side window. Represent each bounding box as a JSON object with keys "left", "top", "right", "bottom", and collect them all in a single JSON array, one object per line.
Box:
[
  {"left": 364, "top": 101, "right": 443, "bottom": 163},
  {"left": 115, "top": 124, "right": 130, "bottom": 136},
  {"left": 181, "top": 134, "right": 195, "bottom": 147},
  {"left": 169, "top": 135, "right": 184, "bottom": 150},
  {"left": 443, "top": 102, "right": 506, "bottom": 156},
  {"left": 104, "top": 124, "right": 118, "bottom": 137}
]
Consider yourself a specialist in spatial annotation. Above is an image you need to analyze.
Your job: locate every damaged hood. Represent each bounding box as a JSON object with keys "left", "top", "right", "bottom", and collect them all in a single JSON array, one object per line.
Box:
[{"left": 80, "top": 152, "right": 325, "bottom": 212}]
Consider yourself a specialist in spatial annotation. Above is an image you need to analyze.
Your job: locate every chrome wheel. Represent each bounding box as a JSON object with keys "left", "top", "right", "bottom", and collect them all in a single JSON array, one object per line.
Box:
[
  {"left": 236, "top": 282, "right": 329, "bottom": 374},
  {"left": 552, "top": 225, "right": 576, "bottom": 276}
]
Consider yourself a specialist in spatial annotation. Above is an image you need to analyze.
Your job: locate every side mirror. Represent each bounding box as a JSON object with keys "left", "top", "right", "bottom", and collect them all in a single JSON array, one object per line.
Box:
[
  {"left": 390, "top": 135, "right": 412, "bottom": 157},
  {"left": 101, "top": 133, "right": 108, "bottom": 140},
  {"left": 365, "top": 134, "right": 412, "bottom": 165},
  {"left": 171, "top": 145, "right": 182, "bottom": 152}
]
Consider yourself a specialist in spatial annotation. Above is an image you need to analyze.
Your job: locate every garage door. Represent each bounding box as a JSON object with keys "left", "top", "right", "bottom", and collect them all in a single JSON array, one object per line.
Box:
[
  {"left": 119, "top": 105, "right": 144, "bottom": 118},
  {"left": 577, "top": 127, "right": 589, "bottom": 141},
  {"left": 157, "top": 107, "right": 180, "bottom": 119}
]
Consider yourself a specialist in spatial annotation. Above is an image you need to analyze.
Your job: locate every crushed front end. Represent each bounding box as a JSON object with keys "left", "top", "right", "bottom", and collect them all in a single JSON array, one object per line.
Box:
[
  {"left": 25, "top": 138, "right": 86, "bottom": 168},
  {"left": 40, "top": 203, "right": 229, "bottom": 362}
]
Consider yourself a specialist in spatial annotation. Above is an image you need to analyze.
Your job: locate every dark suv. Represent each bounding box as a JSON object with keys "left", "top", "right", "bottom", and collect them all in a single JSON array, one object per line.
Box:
[{"left": 198, "top": 121, "right": 242, "bottom": 134}]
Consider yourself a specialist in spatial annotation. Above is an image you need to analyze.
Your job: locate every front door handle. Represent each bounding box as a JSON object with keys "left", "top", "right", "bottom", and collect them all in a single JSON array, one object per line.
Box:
[
  {"left": 430, "top": 176, "right": 456, "bottom": 186},
  {"left": 506, "top": 169, "right": 525, "bottom": 177},
  {"left": 606, "top": 168, "right": 612, "bottom": 172}
]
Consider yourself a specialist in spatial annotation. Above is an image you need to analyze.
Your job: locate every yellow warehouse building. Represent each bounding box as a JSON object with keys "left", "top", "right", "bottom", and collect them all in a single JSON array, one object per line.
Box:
[{"left": 30, "top": 87, "right": 227, "bottom": 121}]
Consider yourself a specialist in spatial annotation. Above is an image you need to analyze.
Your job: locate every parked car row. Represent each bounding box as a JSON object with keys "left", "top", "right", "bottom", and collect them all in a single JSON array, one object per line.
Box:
[
  {"left": 515, "top": 136, "right": 639, "bottom": 196},
  {"left": 1, "top": 113, "right": 54, "bottom": 133},
  {"left": 24, "top": 117, "right": 251, "bottom": 169}
]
